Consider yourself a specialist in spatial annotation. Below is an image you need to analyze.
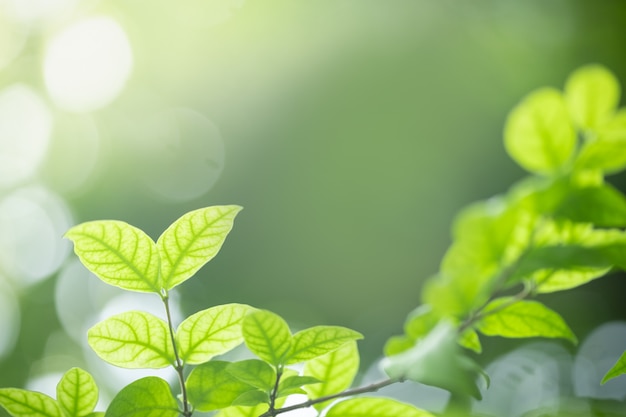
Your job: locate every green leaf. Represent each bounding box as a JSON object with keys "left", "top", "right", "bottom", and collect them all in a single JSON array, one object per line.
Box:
[
  {"left": 303, "top": 341, "right": 359, "bottom": 411},
  {"left": 177, "top": 303, "right": 250, "bottom": 364},
  {"left": 277, "top": 376, "right": 320, "bottom": 398},
  {"left": 504, "top": 87, "right": 576, "bottom": 175},
  {"left": 242, "top": 310, "right": 292, "bottom": 366},
  {"left": 403, "top": 306, "right": 438, "bottom": 340},
  {"left": 286, "top": 325, "right": 363, "bottom": 364},
  {"left": 186, "top": 361, "right": 255, "bottom": 412},
  {"left": 576, "top": 110, "right": 626, "bottom": 174},
  {"left": 65, "top": 221, "right": 161, "bottom": 293},
  {"left": 555, "top": 183, "right": 626, "bottom": 227},
  {"left": 565, "top": 64, "right": 620, "bottom": 130},
  {"left": 0, "top": 389, "right": 63, "bottom": 417},
  {"left": 231, "top": 390, "right": 268, "bottom": 407},
  {"left": 476, "top": 298, "right": 577, "bottom": 343},
  {"left": 157, "top": 205, "right": 242, "bottom": 290},
  {"left": 88, "top": 311, "right": 174, "bottom": 369},
  {"left": 458, "top": 329, "right": 482, "bottom": 354},
  {"left": 602, "top": 351, "right": 626, "bottom": 384},
  {"left": 383, "top": 335, "right": 414, "bottom": 356},
  {"left": 56, "top": 368, "right": 99, "bottom": 417},
  {"left": 226, "top": 360, "right": 276, "bottom": 391},
  {"left": 214, "top": 399, "right": 285, "bottom": 417},
  {"left": 105, "top": 377, "right": 178, "bottom": 417},
  {"left": 325, "top": 397, "right": 435, "bottom": 417},
  {"left": 382, "top": 322, "right": 482, "bottom": 399}
]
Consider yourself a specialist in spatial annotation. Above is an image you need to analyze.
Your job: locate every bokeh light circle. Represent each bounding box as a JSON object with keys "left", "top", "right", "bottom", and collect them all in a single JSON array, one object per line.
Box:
[
  {"left": 0, "top": 186, "right": 72, "bottom": 286},
  {"left": 0, "top": 278, "right": 20, "bottom": 359},
  {"left": 0, "top": 84, "right": 53, "bottom": 188},
  {"left": 43, "top": 16, "right": 133, "bottom": 112}
]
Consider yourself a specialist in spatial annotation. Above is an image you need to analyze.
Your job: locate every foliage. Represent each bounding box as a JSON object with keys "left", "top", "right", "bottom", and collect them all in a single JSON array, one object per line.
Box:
[{"left": 2, "top": 64, "right": 626, "bottom": 416}]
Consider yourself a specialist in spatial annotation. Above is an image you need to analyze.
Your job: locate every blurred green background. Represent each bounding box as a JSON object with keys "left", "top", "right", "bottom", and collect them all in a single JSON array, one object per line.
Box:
[{"left": 2, "top": 0, "right": 626, "bottom": 414}]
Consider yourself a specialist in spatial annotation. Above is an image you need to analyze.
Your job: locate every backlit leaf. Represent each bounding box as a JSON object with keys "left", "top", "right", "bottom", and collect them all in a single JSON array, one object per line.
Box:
[
  {"left": 576, "top": 110, "right": 626, "bottom": 174},
  {"left": 277, "top": 376, "right": 320, "bottom": 398},
  {"left": 477, "top": 298, "right": 577, "bottom": 343},
  {"left": 157, "top": 205, "right": 242, "bottom": 290},
  {"left": 88, "top": 311, "right": 174, "bottom": 369},
  {"left": 226, "top": 360, "right": 276, "bottom": 391},
  {"left": 555, "top": 183, "right": 626, "bottom": 227},
  {"left": 186, "top": 361, "right": 255, "bottom": 412},
  {"left": 231, "top": 390, "right": 268, "bottom": 407},
  {"left": 56, "top": 368, "right": 98, "bottom": 417},
  {"left": 504, "top": 88, "right": 576, "bottom": 175},
  {"left": 303, "top": 341, "right": 359, "bottom": 411},
  {"left": 65, "top": 221, "right": 160, "bottom": 293},
  {"left": 286, "top": 326, "right": 363, "bottom": 364},
  {"left": 565, "top": 64, "right": 620, "bottom": 130},
  {"left": 213, "top": 397, "right": 286, "bottom": 417},
  {"left": 458, "top": 329, "right": 482, "bottom": 354},
  {"left": 242, "top": 310, "right": 292, "bottom": 366},
  {"left": 0, "top": 389, "right": 63, "bottom": 417},
  {"left": 602, "top": 351, "right": 626, "bottom": 384},
  {"left": 325, "top": 397, "right": 435, "bottom": 417},
  {"left": 105, "top": 377, "right": 178, "bottom": 417},
  {"left": 177, "top": 303, "right": 250, "bottom": 364}
]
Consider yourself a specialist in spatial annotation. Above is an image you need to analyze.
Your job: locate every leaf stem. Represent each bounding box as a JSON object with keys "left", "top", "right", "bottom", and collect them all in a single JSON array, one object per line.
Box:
[
  {"left": 267, "top": 365, "right": 283, "bottom": 415},
  {"left": 161, "top": 291, "right": 192, "bottom": 417},
  {"left": 258, "top": 377, "right": 403, "bottom": 417}
]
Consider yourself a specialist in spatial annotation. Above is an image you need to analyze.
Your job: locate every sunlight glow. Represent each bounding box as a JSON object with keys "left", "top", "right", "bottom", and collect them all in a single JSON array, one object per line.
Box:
[{"left": 43, "top": 16, "right": 133, "bottom": 112}]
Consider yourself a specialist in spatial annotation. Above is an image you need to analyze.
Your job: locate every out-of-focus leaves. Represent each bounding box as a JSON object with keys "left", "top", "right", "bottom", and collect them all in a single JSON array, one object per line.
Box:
[{"left": 602, "top": 351, "right": 626, "bottom": 384}]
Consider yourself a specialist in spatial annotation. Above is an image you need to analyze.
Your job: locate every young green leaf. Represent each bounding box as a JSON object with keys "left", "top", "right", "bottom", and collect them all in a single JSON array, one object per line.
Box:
[
  {"left": 88, "top": 311, "right": 174, "bottom": 369},
  {"left": 555, "top": 183, "right": 626, "bottom": 227},
  {"left": 383, "top": 335, "right": 414, "bottom": 356},
  {"left": 458, "top": 328, "right": 482, "bottom": 354},
  {"left": 286, "top": 325, "right": 363, "bottom": 364},
  {"left": 533, "top": 268, "right": 612, "bottom": 294},
  {"left": 0, "top": 389, "right": 63, "bottom": 417},
  {"left": 476, "top": 298, "right": 577, "bottom": 343},
  {"left": 565, "top": 64, "right": 620, "bottom": 130},
  {"left": 65, "top": 221, "right": 161, "bottom": 293},
  {"left": 230, "top": 390, "right": 269, "bottom": 407},
  {"left": 325, "top": 397, "right": 435, "bottom": 417},
  {"left": 403, "top": 306, "right": 438, "bottom": 340},
  {"left": 276, "top": 376, "right": 320, "bottom": 398},
  {"left": 105, "top": 377, "right": 179, "bottom": 417},
  {"left": 225, "top": 360, "right": 276, "bottom": 391},
  {"left": 504, "top": 88, "right": 576, "bottom": 175},
  {"left": 382, "top": 322, "right": 482, "bottom": 399},
  {"left": 213, "top": 399, "right": 286, "bottom": 417},
  {"left": 602, "top": 351, "right": 626, "bottom": 384},
  {"left": 576, "top": 110, "right": 626, "bottom": 174},
  {"left": 157, "top": 205, "right": 242, "bottom": 290},
  {"left": 242, "top": 309, "right": 292, "bottom": 366},
  {"left": 56, "top": 368, "right": 98, "bottom": 417},
  {"left": 186, "top": 361, "right": 256, "bottom": 412},
  {"left": 303, "top": 341, "right": 359, "bottom": 411},
  {"left": 177, "top": 303, "right": 250, "bottom": 364}
]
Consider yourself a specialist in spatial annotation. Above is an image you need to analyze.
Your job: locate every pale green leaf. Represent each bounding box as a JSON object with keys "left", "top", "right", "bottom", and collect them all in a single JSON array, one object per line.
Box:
[
  {"left": 104, "top": 377, "right": 178, "bottom": 417},
  {"left": 325, "top": 397, "right": 435, "bottom": 417},
  {"left": 602, "top": 351, "right": 626, "bottom": 384},
  {"left": 213, "top": 398, "right": 285, "bottom": 417},
  {"left": 533, "top": 268, "right": 612, "bottom": 294},
  {"left": 286, "top": 325, "right": 363, "bottom": 364},
  {"left": 231, "top": 390, "right": 268, "bottom": 406},
  {"left": 0, "top": 389, "right": 63, "bottom": 417},
  {"left": 565, "top": 64, "right": 620, "bottom": 130},
  {"left": 226, "top": 360, "right": 276, "bottom": 391},
  {"left": 577, "top": 110, "right": 626, "bottom": 174},
  {"left": 458, "top": 329, "right": 482, "bottom": 354},
  {"left": 303, "top": 341, "right": 359, "bottom": 411},
  {"left": 242, "top": 310, "right": 292, "bottom": 366},
  {"left": 477, "top": 298, "right": 577, "bottom": 343},
  {"left": 186, "top": 361, "right": 255, "bottom": 412},
  {"left": 56, "top": 368, "right": 98, "bottom": 417},
  {"left": 382, "top": 322, "right": 482, "bottom": 399},
  {"left": 403, "top": 306, "right": 438, "bottom": 340},
  {"left": 65, "top": 221, "right": 160, "bottom": 293},
  {"left": 383, "top": 335, "right": 414, "bottom": 356},
  {"left": 157, "top": 205, "right": 242, "bottom": 290},
  {"left": 277, "top": 375, "right": 320, "bottom": 398},
  {"left": 504, "top": 88, "right": 576, "bottom": 175},
  {"left": 177, "top": 303, "right": 250, "bottom": 364},
  {"left": 88, "top": 311, "right": 174, "bottom": 369}
]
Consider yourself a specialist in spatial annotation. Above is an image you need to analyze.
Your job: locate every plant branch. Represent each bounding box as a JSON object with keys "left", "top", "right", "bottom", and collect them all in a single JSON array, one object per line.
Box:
[
  {"left": 258, "top": 377, "right": 403, "bottom": 417},
  {"left": 161, "top": 291, "right": 191, "bottom": 417},
  {"left": 267, "top": 365, "right": 283, "bottom": 415}
]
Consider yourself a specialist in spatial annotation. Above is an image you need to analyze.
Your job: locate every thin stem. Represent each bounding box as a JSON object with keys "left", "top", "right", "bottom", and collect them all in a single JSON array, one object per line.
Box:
[
  {"left": 267, "top": 365, "right": 283, "bottom": 415},
  {"left": 258, "top": 377, "right": 403, "bottom": 417},
  {"left": 161, "top": 291, "right": 192, "bottom": 417}
]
